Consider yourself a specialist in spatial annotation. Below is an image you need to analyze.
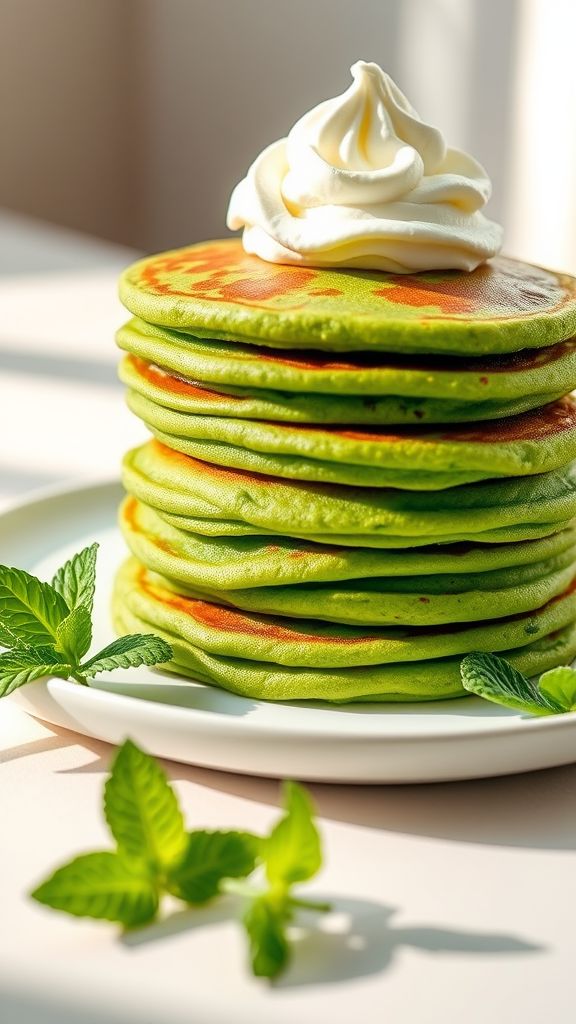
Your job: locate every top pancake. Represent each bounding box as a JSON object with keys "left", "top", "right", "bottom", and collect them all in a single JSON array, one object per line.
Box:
[{"left": 119, "top": 239, "right": 576, "bottom": 355}]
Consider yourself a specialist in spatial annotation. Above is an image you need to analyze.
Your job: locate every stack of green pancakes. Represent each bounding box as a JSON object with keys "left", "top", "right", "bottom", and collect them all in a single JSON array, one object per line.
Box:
[{"left": 114, "top": 239, "right": 576, "bottom": 702}]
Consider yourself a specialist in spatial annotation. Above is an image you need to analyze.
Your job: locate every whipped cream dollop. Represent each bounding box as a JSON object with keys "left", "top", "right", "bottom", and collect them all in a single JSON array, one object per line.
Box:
[{"left": 227, "top": 61, "right": 503, "bottom": 273}]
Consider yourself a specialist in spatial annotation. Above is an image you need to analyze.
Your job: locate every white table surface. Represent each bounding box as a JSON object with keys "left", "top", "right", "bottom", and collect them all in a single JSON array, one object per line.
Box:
[{"left": 2, "top": 217, "right": 576, "bottom": 1024}]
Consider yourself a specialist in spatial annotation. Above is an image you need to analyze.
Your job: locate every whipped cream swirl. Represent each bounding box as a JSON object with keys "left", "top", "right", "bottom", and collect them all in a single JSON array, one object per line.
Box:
[{"left": 227, "top": 61, "right": 503, "bottom": 273}]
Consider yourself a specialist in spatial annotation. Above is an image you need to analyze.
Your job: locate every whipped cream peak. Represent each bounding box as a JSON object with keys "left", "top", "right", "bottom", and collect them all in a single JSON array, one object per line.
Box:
[
  {"left": 293, "top": 61, "right": 445, "bottom": 175},
  {"left": 227, "top": 61, "right": 503, "bottom": 274}
]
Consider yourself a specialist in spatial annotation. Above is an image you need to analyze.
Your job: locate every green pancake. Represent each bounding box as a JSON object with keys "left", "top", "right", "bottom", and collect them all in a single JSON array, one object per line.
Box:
[
  {"left": 117, "top": 319, "right": 576, "bottom": 409},
  {"left": 112, "top": 559, "right": 576, "bottom": 701},
  {"left": 115, "top": 558, "right": 576, "bottom": 667},
  {"left": 126, "top": 390, "right": 576, "bottom": 490},
  {"left": 119, "top": 354, "right": 565, "bottom": 426},
  {"left": 148, "top": 552, "right": 576, "bottom": 626},
  {"left": 123, "top": 441, "right": 576, "bottom": 547},
  {"left": 115, "top": 601, "right": 576, "bottom": 702},
  {"left": 119, "top": 240, "right": 576, "bottom": 355},
  {"left": 160, "top": 510, "right": 576, "bottom": 548},
  {"left": 120, "top": 496, "right": 576, "bottom": 586}
]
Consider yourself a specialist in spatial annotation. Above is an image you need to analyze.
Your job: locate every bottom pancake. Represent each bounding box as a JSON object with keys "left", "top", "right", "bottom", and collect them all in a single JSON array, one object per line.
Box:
[
  {"left": 112, "top": 558, "right": 576, "bottom": 702},
  {"left": 114, "top": 603, "right": 576, "bottom": 703}
]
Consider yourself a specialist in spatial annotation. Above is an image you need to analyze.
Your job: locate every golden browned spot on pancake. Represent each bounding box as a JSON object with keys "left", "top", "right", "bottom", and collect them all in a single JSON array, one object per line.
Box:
[
  {"left": 123, "top": 496, "right": 177, "bottom": 555},
  {"left": 137, "top": 568, "right": 380, "bottom": 645},
  {"left": 374, "top": 259, "right": 574, "bottom": 320},
  {"left": 129, "top": 355, "right": 243, "bottom": 403},
  {"left": 120, "top": 493, "right": 139, "bottom": 528},
  {"left": 440, "top": 396, "right": 576, "bottom": 444},
  {"left": 373, "top": 275, "right": 476, "bottom": 314},
  {"left": 139, "top": 242, "right": 318, "bottom": 305},
  {"left": 150, "top": 439, "right": 274, "bottom": 484},
  {"left": 149, "top": 440, "right": 336, "bottom": 492}
]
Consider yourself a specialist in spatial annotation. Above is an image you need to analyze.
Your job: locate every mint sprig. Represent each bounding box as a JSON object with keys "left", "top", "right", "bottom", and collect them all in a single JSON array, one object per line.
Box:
[
  {"left": 0, "top": 544, "right": 172, "bottom": 694},
  {"left": 31, "top": 740, "right": 327, "bottom": 979},
  {"left": 243, "top": 779, "right": 329, "bottom": 978},
  {"left": 460, "top": 652, "right": 576, "bottom": 714}
]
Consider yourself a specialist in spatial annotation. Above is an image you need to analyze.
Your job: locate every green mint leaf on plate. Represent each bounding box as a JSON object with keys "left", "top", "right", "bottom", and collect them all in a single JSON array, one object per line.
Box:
[
  {"left": 104, "top": 739, "right": 186, "bottom": 871},
  {"left": 55, "top": 605, "right": 93, "bottom": 664},
  {"left": 0, "top": 649, "right": 72, "bottom": 697},
  {"left": 31, "top": 851, "right": 158, "bottom": 927},
  {"left": 460, "top": 653, "right": 563, "bottom": 715},
  {"left": 80, "top": 634, "right": 173, "bottom": 678},
  {"left": 244, "top": 894, "right": 290, "bottom": 980},
  {"left": 0, "top": 618, "right": 37, "bottom": 652},
  {"left": 0, "top": 565, "right": 68, "bottom": 646},
  {"left": 265, "top": 781, "right": 322, "bottom": 887},
  {"left": 0, "top": 543, "right": 172, "bottom": 698},
  {"left": 167, "top": 830, "right": 259, "bottom": 904},
  {"left": 52, "top": 542, "right": 98, "bottom": 616},
  {"left": 538, "top": 666, "right": 576, "bottom": 710}
]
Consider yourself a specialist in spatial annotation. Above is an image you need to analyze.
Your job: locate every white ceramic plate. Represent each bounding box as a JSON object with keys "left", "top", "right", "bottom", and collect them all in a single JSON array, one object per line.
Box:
[{"left": 4, "top": 479, "right": 576, "bottom": 783}]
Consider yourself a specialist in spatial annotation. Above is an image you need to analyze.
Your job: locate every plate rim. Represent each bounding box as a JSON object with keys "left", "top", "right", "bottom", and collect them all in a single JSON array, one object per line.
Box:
[{"left": 15, "top": 674, "right": 576, "bottom": 745}]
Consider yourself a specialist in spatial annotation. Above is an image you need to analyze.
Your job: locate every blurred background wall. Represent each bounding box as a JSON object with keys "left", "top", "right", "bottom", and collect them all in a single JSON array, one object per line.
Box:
[{"left": 1, "top": 0, "right": 575, "bottom": 271}]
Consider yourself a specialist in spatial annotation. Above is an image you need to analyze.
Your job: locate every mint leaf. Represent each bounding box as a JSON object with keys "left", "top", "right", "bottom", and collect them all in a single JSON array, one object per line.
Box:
[
  {"left": 538, "top": 667, "right": 576, "bottom": 710},
  {"left": 55, "top": 605, "right": 93, "bottom": 663},
  {"left": 0, "top": 647, "right": 62, "bottom": 668},
  {"left": 0, "top": 618, "right": 36, "bottom": 651},
  {"left": 104, "top": 739, "right": 186, "bottom": 871},
  {"left": 52, "top": 543, "right": 98, "bottom": 615},
  {"left": 265, "top": 781, "right": 322, "bottom": 886},
  {"left": 460, "top": 653, "right": 563, "bottom": 715},
  {"left": 28, "top": 735, "right": 328, "bottom": 981},
  {"left": 0, "top": 648, "right": 72, "bottom": 697},
  {"left": 243, "top": 895, "right": 290, "bottom": 979},
  {"left": 31, "top": 851, "right": 158, "bottom": 927},
  {"left": 0, "top": 566, "right": 68, "bottom": 646},
  {"left": 167, "top": 830, "right": 259, "bottom": 904},
  {"left": 80, "top": 634, "right": 172, "bottom": 677}
]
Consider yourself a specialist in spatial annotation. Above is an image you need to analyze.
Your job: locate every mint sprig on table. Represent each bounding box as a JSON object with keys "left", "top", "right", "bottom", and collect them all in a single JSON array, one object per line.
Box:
[
  {"left": 31, "top": 739, "right": 328, "bottom": 980},
  {"left": 461, "top": 653, "right": 576, "bottom": 715},
  {"left": 0, "top": 543, "right": 172, "bottom": 695}
]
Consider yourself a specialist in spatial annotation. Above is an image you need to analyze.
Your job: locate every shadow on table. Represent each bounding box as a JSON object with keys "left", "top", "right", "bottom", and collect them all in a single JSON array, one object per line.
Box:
[
  {"left": 120, "top": 895, "right": 541, "bottom": 988},
  {"left": 279, "top": 896, "right": 542, "bottom": 989},
  {"left": 0, "top": 732, "right": 69, "bottom": 764},
  {"left": 18, "top": 720, "right": 576, "bottom": 852},
  {"left": 189, "top": 760, "right": 576, "bottom": 851}
]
